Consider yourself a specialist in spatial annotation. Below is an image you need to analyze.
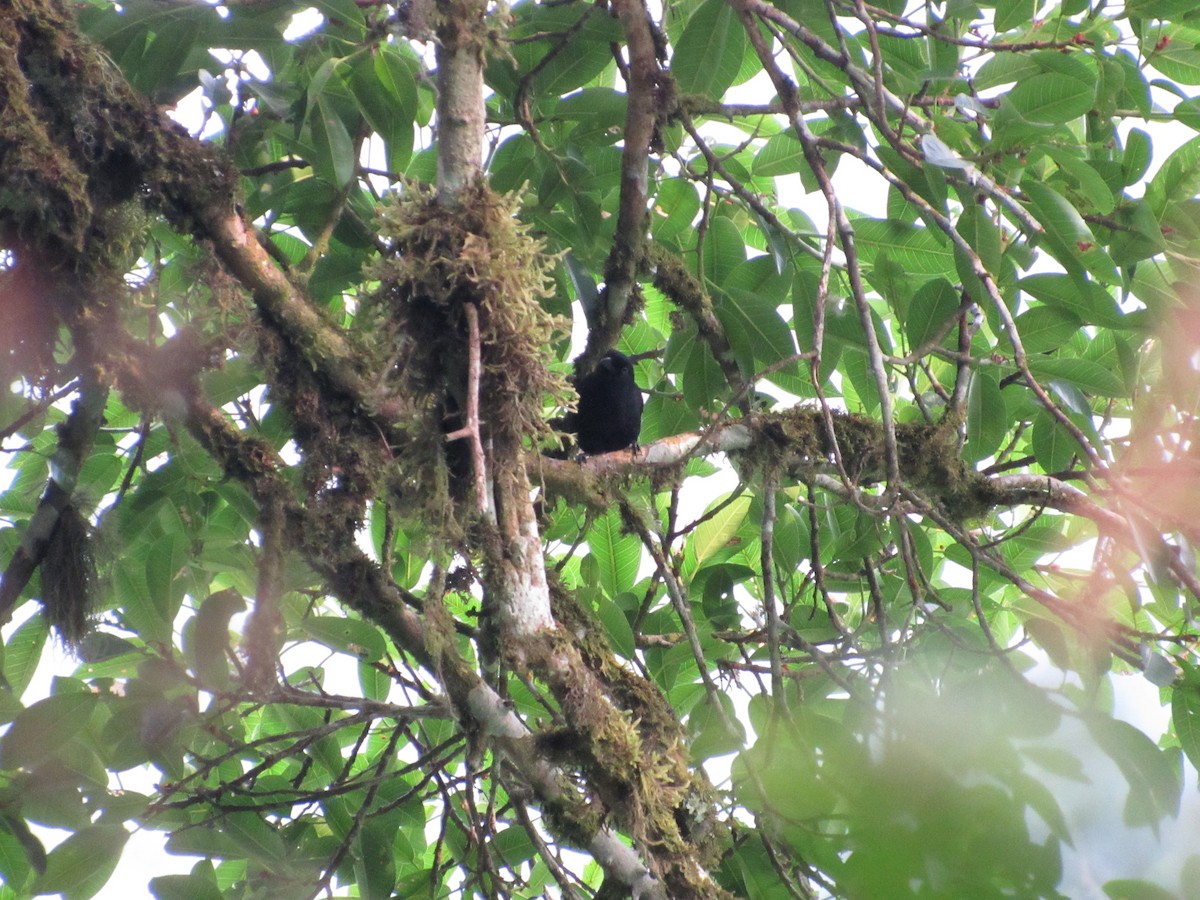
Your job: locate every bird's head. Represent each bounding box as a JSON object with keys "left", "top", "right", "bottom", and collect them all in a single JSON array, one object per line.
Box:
[{"left": 599, "top": 349, "right": 633, "bottom": 374}]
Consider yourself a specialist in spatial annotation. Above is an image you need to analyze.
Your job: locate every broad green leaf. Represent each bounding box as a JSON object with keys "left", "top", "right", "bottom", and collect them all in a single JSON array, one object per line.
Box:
[
  {"left": 1006, "top": 52, "right": 1096, "bottom": 124},
  {"left": 687, "top": 494, "right": 751, "bottom": 571},
  {"left": 2, "top": 616, "right": 49, "bottom": 698},
  {"left": 1009, "top": 306, "right": 1082, "bottom": 354},
  {"left": 1147, "top": 135, "right": 1200, "bottom": 215},
  {"left": 509, "top": 6, "right": 619, "bottom": 97},
  {"left": 652, "top": 179, "right": 701, "bottom": 243},
  {"left": 994, "top": 0, "right": 1030, "bottom": 31},
  {"left": 976, "top": 50, "right": 1042, "bottom": 90},
  {"left": 33, "top": 824, "right": 128, "bottom": 899},
  {"left": 1041, "top": 147, "right": 1115, "bottom": 215},
  {"left": 702, "top": 216, "right": 748, "bottom": 287},
  {"left": 1087, "top": 715, "right": 1183, "bottom": 828},
  {"left": 853, "top": 219, "right": 957, "bottom": 276},
  {"left": 358, "top": 659, "right": 390, "bottom": 702},
  {"left": 301, "top": 616, "right": 387, "bottom": 661},
  {"left": 355, "top": 818, "right": 398, "bottom": 900},
  {"left": 150, "top": 868, "right": 225, "bottom": 900},
  {"left": 1171, "top": 671, "right": 1200, "bottom": 775},
  {"left": 1031, "top": 409, "right": 1080, "bottom": 473},
  {"left": 733, "top": 731, "right": 834, "bottom": 820},
  {"left": 0, "top": 815, "right": 44, "bottom": 888},
  {"left": 679, "top": 337, "right": 728, "bottom": 411},
  {"left": 1027, "top": 357, "right": 1127, "bottom": 398},
  {"left": 0, "top": 692, "right": 98, "bottom": 770},
  {"left": 1102, "top": 880, "right": 1180, "bottom": 900},
  {"left": 903, "top": 277, "right": 959, "bottom": 350},
  {"left": 753, "top": 132, "right": 805, "bottom": 178},
  {"left": 1011, "top": 771, "right": 1073, "bottom": 846},
  {"left": 1020, "top": 273, "right": 1125, "bottom": 327},
  {"left": 965, "top": 369, "right": 1007, "bottom": 463},
  {"left": 310, "top": 97, "right": 356, "bottom": 187},
  {"left": 688, "top": 693, "right": 745, "bottom": 760},
  {"left": 672, "top": 0, "right": 746, "bottom": 99},
  {"left": 554, "top": 88, "right": 628, "bottom": 142},
  {"left": 490, "top": 134, "right": 539, "bottom": 193},
  {"left": 489, "top": 826, "right": 536, "bottom": 869},
  {"left": 593, "top": 595, "right": 635, "bottom": 659},
  {"left": 1122, "top": 128, "right": 1153, "bottom": 185},
  {"left": 350, "top": 51, "right": 416, "bottom": 172},
  {"left": 1149, "top": 32, "right": 1200, "bottom": 85},
  {"left": 717, "top": 289, "right": 798, "bottom": 374},
  {"left": 586, "top": 509, "right": 641, "bottom": 597},
  {"left": 1021, "top": 179, "right": 1119, "bottom": 282}
]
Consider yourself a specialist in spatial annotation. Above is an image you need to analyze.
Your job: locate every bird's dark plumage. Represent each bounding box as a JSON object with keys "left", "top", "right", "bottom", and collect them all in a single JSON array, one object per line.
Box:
[{"left": 572, "top": 350, "right": 644, "bottom": 455}]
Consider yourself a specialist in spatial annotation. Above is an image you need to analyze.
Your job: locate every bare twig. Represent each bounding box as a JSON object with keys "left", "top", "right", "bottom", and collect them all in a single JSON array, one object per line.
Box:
[{"left": 443, "top": 302, "right": 488, "bottom": 512}]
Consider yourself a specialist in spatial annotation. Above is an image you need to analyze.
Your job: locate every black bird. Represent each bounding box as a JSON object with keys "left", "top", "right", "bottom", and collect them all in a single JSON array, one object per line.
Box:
[{"left": 572, "top": 349, "right": 644, "bottom": 455}]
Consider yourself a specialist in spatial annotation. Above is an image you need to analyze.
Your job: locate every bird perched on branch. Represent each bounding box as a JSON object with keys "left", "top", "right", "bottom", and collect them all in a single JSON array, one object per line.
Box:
[{"left": 571, "top": 349, "right": 644, "bottom": 455}]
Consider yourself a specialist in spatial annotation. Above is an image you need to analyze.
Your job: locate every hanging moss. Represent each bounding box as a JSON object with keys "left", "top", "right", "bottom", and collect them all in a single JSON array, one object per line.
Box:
[
  {"left": 742, "top": 407, "right": 995, "bottom": 518},
  {"left": 359, "top": 182, "right": 571, "bottom": 525},
  {"left": 1, "top": 1, "right": 236, "bottom": 266},
  {"left": 40, "top": 503, "right": 97, "bottom": 649}
]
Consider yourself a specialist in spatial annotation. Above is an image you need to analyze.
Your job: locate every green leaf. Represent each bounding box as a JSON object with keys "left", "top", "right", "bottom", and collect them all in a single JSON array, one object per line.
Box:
[
  {"left": 903, "top": 277, "right": 959, "bottom": 350},
  {"left": 672, "top": 0, "right": 747, "bottom": 99},
  {"left": 994, "top": 0, "right": 1029, "bottom": 31},
  {"left": 1006, "top": 52, "right": 1096, "bottom": 124},
  {"left": 853, "top": 219, "right": 957, "bottom": 276},
  {"left": 688, "top": 693, "right": 745, "bottom": 760},
  {"left": 150, "top": 867, "right": 225, "bottom": 900},
  {"left": 1123, "top": 128, "right": 1153, "bottom": 185},
  {"left": 1041, "top": 146, "right": 1116, "bottom": 215},
  {"left": 1027, "top": 357, "right": 1127, "bottom": 398},
  {"left": 1171, "top": 671, "right": 1200, "bottom": 776},
  {"left": 1087, "top": 715, "right": 1182, "bottom": 829},
  {"left": 1102, "top": 879, "right": 1180, "bottom": 900},
  {"left": 717, "top": 289, "right": 798, "bottom": 374},
  {"left": 1020, "top": 273, "right": 1126, "bottom": 327},
  {"left": 1150, "top": 32, "right": 1200, "bottom": 85},
  {"left": 702, "top": 216, "right": 748, "bottom": 287},
  {"left": 679, "top": 338, "right": 727, "bottom": 411},
  {"left": 554, "top": 88, "right": 628, "bottom": 142},
  {"left": 510, "top": 7, "right": 618, "bottom": 97},
  {"left": 652, "top": 179, "right": 701, "bottom": 243},
  {"left": 1147, "top": 135, "right": 1200, "bottom": 215},
  {"left": 0, "top": 692, "right": 98, "bottom": 770},
  {"left": 593, "top": 595, "right": 635, "bottom": 659},
  {"left": 965, "top": 369, "right": 1007, "bottom": 463},
  {"left": 753, "top": 132, "right": 805, "bottom": 177},
  {"left": 33, "top": 824, "right": 128, "bottom": 899},
  {"left": 0, "top": 813, "right": 45, "bottom": 887},
  {"left": 586, "top": 509, "right": 641, "bottom": 597},
  {"left": 733, "top": 728, "right": 835, "bottom": 820},
  {"left": 122, "top": 538, "right": 178, "bottom": 646},
  {"left": 687, "top": 494, "right": 751, "bottom": 571},
  {"left": 490, "top": 134, "right": 539, "bottom": 193},
  {"left": 1010, "top": 771, "right": 1073, "bottom": 846},
  {"left": 2, "top": 615, "right": 48, "bottom": 698},
  {"left": 301, "top": 616, "right": 387, "bottom": 661},
  {"left": 1031, "top": 409, "right": 1081, "bottom": 473},
  {"left": 355, "top": 817, "right": 398, "bottom": 900},
  {"left": 358, "top": 660, "right": 390, "bottom": 702},
  {"left": 1009, "top": 306, "right": 1082, "bottom": 355},
  {"left": 349, "top": 52, "right": 416, "bottom": 172},
  {"left": 310, "top": 96, "right": 356, "bottom": 187},
  {"left": 1021, "top": 179, "right": 1118, "bottom": 282}
]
